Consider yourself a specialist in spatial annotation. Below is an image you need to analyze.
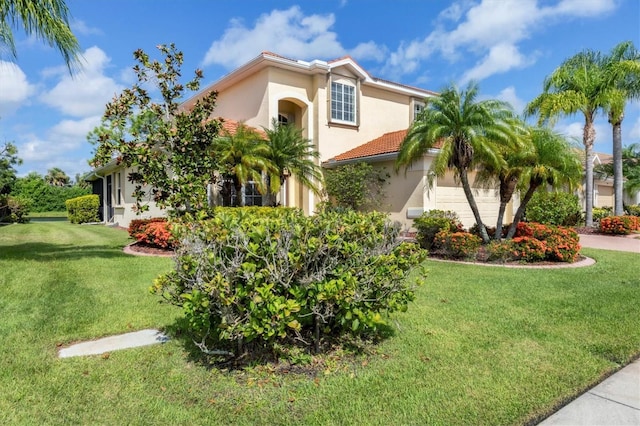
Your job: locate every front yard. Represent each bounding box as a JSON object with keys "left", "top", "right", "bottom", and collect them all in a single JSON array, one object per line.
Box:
[{"left": 0, "top": 222, "right": 638, "bottom": 425}]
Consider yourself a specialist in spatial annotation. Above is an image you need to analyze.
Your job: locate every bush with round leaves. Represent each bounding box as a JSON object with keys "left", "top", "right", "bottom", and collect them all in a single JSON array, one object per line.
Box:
[{"left": 151, "top": 207, "right": 427, "bottom": 358}]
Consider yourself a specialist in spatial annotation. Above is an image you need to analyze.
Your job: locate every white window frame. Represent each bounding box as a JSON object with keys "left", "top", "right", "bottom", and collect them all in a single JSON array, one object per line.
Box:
[
  {"left": 413, "top": 100, "right": 425, "bottom": 121},
  {"left": 115, "top": 172, "right": 122, "bottom": 206},
  {"left": 331, "top": 81, "right": 356, "bottom": 125}
]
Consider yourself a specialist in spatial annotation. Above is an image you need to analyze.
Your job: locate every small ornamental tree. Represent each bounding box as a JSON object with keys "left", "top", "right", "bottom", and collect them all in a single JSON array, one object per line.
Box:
[
  {"left": 89, "top": 44, "right": 221, "bottom": 215},
  {"left": 323, "top": 162, "right": 389, "bottom": 211}
]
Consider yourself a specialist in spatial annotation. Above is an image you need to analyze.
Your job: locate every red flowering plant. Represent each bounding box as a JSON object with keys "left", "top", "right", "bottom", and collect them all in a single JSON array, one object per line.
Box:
[
  {"left": 509, "top": 236, "right": 547, "bottom": 262},
  {"left": 599, "top": 216, "right": 640, "bottom": 235},
  {"left": 128, "top": 217, "right": 175, "bottom": 249},
  {"left": 433, "top": 231, "right": 481, "bottom": 260}
]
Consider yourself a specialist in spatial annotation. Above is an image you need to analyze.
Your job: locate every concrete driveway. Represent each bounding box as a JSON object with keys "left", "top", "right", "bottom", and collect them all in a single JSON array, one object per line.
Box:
[{"left": 578, "top": 233, "right": 640, "bottom": 253}]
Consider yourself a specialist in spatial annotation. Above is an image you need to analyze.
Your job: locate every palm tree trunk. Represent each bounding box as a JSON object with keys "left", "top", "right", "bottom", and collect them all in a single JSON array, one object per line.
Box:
[
  {"left": 495, "top": 175, "right": 518, "bottom": 240},
  {"left": 583, "top": 120, "right": 596, "bottom": 227},
  {"left": 459, "top": 169, "right": 490, "bottom": 243},
  {"left": 610, "top": 112, "right": 624, "bottom": 215},
  {"left": 506, "top": 183, "right": 540, "bottom": 239},
  {"left": 233, "top": 177, "right": 244, "bottom": 207}
]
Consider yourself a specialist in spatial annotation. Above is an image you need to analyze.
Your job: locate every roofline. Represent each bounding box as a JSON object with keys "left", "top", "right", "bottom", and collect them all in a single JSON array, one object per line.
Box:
[
  {"left": 324, "top": 148, "right": 440, "bottom": 168},
  {"left": 183, "top": 52, "right": 435, "bottom": 107}
]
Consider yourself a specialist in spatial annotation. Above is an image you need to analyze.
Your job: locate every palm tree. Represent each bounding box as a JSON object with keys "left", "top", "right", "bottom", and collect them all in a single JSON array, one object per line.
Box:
[
  {"left": 214, "top": 122, "right": 276, "bottom": 207},
  {"left": 263, "top": 118, "right": 323, "bottom": 206},
  {"left": 475, "top": 121, "right": 531, "bottom": 239},
  {"left": 525, "top": 49, "right": 610, "bottom": 227},
  {"left": 1, "top": 0, "right": 81, "bottom": 72},
  {"left": 505, "top": 128, "right": 582, "bottom": 239},
  {"left": 45, "top": 167, "right": 69, "bottom": 187},
  {"left": 602, "top": 41, "right": 640, "bottom": 215},
  {"left": 396, "top": 82, "right": 520, "bottom": 243}
]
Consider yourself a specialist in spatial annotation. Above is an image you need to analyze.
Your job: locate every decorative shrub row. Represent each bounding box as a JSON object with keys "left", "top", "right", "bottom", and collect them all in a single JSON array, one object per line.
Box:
[
  {"left": 65, "top": 195, "right": 99, "bottom": 224},
  {"left": 430, "top": 221, "right": 581, "bottom": 263},
  {"left": 151, "top": 208, "right": 427, "bottom": 357},
  {"left": 414, "top": 209, "right": 463, "bottom": 249},
  {"left": 599, "top": 215, "right": 640, "bottom": 235},
  {"left": 0, "top": 194, "right": 31, "bottom": 223},
  {"left": 128, "top": 217, "right": 174, "bottom": 248}
]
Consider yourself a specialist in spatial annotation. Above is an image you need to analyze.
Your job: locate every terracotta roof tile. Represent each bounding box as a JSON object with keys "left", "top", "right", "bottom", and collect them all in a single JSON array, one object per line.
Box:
[
  {"left": 216, "top": 117, "right": 267, "bottom": 139},
  {"left": 330, "top": 129, "right": 445, "bottom": 163},
  {"left": 333, "top": 129, "right": 408, "bottom": 161}
]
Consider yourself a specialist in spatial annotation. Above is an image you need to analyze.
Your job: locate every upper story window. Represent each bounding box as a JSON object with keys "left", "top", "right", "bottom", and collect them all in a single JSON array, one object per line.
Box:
[
  {"left": 331, "top": 81, "right": 356, "bottom": 124},
  {"left": 413, "top": 101, "right": 425, "bottom": 121}
]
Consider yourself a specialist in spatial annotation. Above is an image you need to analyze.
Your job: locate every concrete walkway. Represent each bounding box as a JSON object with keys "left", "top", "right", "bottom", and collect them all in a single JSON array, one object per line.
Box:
[
  {"left": 537, "top": 233, "right": 639, "bottom": 425},
  {"left": 58, "top": 329, "right": 169, "bottom": 358},
  {"left": 578, "top": 233, "right": 640, "bottom": 253},
  {"left": 539, "top": 358, "right": 640, "bottom": 425}
]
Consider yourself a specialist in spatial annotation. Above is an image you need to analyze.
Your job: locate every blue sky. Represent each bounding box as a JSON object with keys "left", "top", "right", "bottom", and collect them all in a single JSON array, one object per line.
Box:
[{"left": 1, "top": 0, "right": 639, "bottom": 179}]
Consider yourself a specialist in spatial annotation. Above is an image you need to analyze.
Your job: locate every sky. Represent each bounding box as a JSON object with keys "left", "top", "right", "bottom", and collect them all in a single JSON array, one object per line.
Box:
[{"left": 0, "top": 0, "right": 639, "bottom": 180}]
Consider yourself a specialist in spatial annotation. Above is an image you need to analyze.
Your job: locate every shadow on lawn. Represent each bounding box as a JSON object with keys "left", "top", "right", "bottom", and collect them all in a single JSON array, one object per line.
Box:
[
  {"left": 0, "top": 242, "right": 131, "bottom": 261},
  {"left": 162, "top": 317, "right": 396, "bottom": 374}
]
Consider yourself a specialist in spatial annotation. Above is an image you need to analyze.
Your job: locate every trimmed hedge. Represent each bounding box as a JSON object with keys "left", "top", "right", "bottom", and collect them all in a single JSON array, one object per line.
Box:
[
  {"left": 413, "top": 210, "right": 463, "bottom": 249},
  {"left": 65, "top": 195, "right": 99, "bottom": 224},
  {"left": 151, "top": 208, "right": 427, "bottom": 357}
]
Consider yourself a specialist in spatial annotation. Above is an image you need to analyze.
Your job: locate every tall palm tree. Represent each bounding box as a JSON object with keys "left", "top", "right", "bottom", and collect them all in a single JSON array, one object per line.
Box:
[
  {"left": 263, "top": 118, "right": 323, "bottom": 206},
  {"left": 1, "top": 0, "right": 81, "bottom": 72},
  {"left": 396, "top": 82, "right": 519, "bottom": 243},
  {"left": 505, "top": 128, "right": 582, "bottom": 239},
  {"left": 602, "top": 41, "right": 640, "bottom": 215},
  {"left": 45, "top": 167, "right": 69, "bottom": 187},
  {"left": 595, "top": 142, "right": 640, "bottom": 199},
  {"left": 215, "top": 122, "right": 276, "bottom": 207},
  {"left": 525, "top": 49, "right": 610, "bottom": 227}
]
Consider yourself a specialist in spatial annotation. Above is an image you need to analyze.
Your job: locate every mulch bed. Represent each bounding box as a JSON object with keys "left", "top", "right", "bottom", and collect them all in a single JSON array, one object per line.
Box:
[{"left": 125, "top": 242, "right": 174, "bottom": 257}]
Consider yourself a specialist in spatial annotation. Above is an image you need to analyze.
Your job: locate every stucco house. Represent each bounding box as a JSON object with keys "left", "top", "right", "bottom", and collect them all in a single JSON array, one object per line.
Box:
[{"left": 86, "top": 51, "right": 515, "bottom": 229}]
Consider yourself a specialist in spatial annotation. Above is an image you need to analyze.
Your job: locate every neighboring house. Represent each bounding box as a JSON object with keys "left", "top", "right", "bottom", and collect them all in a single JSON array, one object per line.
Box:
[
  {"left": 590, "top": 152, "right": 640, "bottom": 207},
  {"left": 87, "top": 51, "right": 511, "bottom": 229}
]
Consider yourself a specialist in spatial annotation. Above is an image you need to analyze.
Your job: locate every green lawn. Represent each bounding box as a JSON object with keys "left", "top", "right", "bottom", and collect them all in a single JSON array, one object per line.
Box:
[{"left": 1, "top": 222, "right": 639, "bottom": 425}]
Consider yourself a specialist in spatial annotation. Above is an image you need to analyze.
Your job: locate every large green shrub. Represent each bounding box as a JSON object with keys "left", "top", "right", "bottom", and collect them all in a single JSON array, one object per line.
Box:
[
  {"left": 413, "top": 210, "right": 463, "bottom": 249},
  {"left": 65, "top": 195, "right": 100, "bottom": 224},
  {"left": 12, "top": 173, "right": 90, "bottom": 212},
  {"left": 526, "top": 191, "right": 582, "bottom": 226},
  {"left": 151, "top": 208, "right": 427, "bottom": 357}
]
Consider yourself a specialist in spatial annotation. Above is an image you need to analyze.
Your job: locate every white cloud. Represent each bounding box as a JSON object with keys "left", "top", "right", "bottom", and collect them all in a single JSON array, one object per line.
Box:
[
  {"left": 381, "top": 0, "right": 621, "bottom": 82},
  {"left": 629, "top": 116, "right": 640, "bottom": 140},
  {"left": 0, "top": 61, "right": 36, "bottom": 116},
  {"left": 39, "top": 46, "right": 123, "bottom": 117},
  {"left": 16, "top": 115, "right": 100, "bottom": 176},
  {"left": 71, "top": 20, "right": 103, "bottom": 36},
  {"left": 494, "top": 86, "right": 526, "bottom": 114},
  {"left": 460, "top": 43, "right": 537, "bottom": 84},
  {"left": 202, "top": 6, "right": 385, "bottom": 68}
]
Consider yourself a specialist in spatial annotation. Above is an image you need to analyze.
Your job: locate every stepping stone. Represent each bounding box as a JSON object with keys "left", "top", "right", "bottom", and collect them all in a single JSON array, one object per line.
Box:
[{"left": 58, "top": 329, "right": 169, "bottom": 358}]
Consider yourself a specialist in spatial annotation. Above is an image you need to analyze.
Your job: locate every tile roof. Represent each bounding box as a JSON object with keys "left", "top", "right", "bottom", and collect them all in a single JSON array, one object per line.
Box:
[
  {"left": 330, "top": 130, "right": 444, "bottom": 162},
  {"left": 332, "top": 129, "right": 408, "bottom": 161},
  {"left": 217, "top": 117, "right": 267, "bottom": 139}
]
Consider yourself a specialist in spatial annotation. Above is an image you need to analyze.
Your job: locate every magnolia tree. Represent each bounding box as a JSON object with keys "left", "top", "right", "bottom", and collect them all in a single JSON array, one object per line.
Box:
[{"left": 89, "top": 44, "right": 221, "bottom": 214}]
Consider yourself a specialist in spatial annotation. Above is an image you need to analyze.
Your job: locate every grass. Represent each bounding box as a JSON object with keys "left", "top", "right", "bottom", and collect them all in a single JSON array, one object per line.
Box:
[{"left": 1, "top": 222, "right": 639, "bottom": 425}]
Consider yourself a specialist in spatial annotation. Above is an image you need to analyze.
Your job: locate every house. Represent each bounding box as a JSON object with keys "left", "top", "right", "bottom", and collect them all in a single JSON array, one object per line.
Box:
[{"left": 87, "top": 52, "right": 511, "bottom": 229}]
